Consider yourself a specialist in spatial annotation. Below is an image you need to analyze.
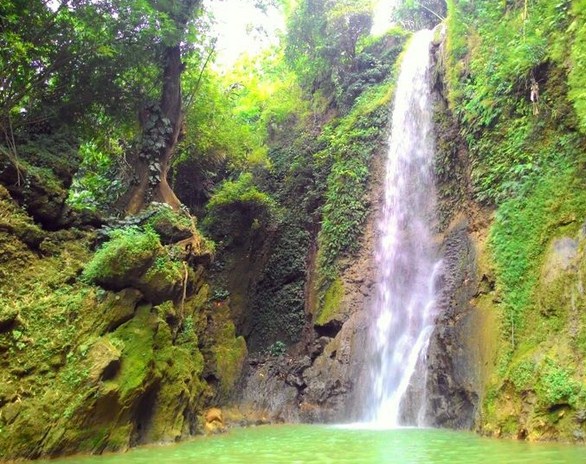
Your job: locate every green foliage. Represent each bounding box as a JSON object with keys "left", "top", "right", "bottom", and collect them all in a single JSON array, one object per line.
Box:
[
  {"left": 146, "top": 204, "right": 192, "bottom": 231},
  {"left": 284, "top": 0, "right": 379, "bottom": 107},
  {"left": 509, "top": 360, "right": 537, "bottom": 392},
  {"left": 316, "top": 80, "right": 395, "bottom": 284},
  {"left": 249, "top": 279, "right": 306, "bottom": 351},
  {"left": 267, "top": 340, "right": 287, "bottom": 357},
  {"left": 82, "top": 227, "right": 160, "bottom": 284},
  {"left": 204, "top": 172, "right": 278, "bottom": 240},
  {"left": 176, "top": 315, "right": 197, "bottom": 347},
  {"left": 490, "top": 167, "right": 586, "bottom": 341},
  {"left": 568, "top": 0, "right": 586, "bottom": 133},
  {"left": 206, "top": 172, "right": 276, "bottom": 213},
  {"left": 0, "top": 0, "right": 167, "bottom": 133},
  {"left": 446, "top": 0, "right": 585, "bottom": 204},
  {"left": 144, "top": 253, "right": 182, "bottom": 284},
  {"left": 68, "top": 139, "right": 126, "bottom": 212},
  {"left": 540, "top": 359, "right": 581, "bottom": 406},
  {"left": 392, "top": 0, "right": 446, "bottom": 30},
  {"left": 446, "top": 0, "right": 586, "bottom": 363},
  {"left": 444, "top": 0, "right": 469, "bottom": 108},
  {"left": 175, "top": 48, "right": 306, "bottom": 214},
  {"left": 138, "top": 103, "right": 175, "bottom": 186}
]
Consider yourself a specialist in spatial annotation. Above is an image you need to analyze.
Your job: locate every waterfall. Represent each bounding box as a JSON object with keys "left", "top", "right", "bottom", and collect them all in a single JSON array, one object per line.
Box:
[{"left": 366, "top": 29, "right": 440, "bottom": 428}]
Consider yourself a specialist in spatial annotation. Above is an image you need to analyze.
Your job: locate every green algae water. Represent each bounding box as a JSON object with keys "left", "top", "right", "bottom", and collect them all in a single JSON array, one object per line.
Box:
[{"left": 37, "top": 425, "right": 585, "bottom": 464}]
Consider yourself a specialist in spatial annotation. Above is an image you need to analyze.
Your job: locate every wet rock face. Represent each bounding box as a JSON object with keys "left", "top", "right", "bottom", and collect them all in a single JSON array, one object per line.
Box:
[
  {"left": 235, "top": 311, "right": 372, "bottom": 424},
  {"left": 300, "top": 310, "right": 371, "bottom": 422},
  {"left": 424, "top": 218, "right": 481, "bottom": 429},
  {"left": 541, "top": 237, "right": 579, "bottom": 285},
  {"left": 235, "top": 157, "right": 381, "bottom": 424}
]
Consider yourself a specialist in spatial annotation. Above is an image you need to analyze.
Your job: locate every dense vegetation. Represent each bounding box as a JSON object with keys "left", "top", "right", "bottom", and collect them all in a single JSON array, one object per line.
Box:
[
  {"left": 0, "top": 0, "right": 411, "bottom": 457},
  {"left": 2, "top": 0, "right": 586, "bottom": 457},
  {"left": 443, "top": 0, "right": 586, "bottom": 440}
]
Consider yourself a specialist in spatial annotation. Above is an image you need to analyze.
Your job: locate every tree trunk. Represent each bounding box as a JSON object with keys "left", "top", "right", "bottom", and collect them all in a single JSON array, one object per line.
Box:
[
  {"left": 119, "top": 45, "right": 184, "bottom": 215},
  {"left": 117, "top": 0, "right": 202, "bottom": 215}
]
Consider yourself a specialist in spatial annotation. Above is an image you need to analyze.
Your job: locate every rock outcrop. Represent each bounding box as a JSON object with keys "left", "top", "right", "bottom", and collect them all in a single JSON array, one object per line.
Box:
[{"left": 0, "top": 185, "right": 247, "bottom": 460}]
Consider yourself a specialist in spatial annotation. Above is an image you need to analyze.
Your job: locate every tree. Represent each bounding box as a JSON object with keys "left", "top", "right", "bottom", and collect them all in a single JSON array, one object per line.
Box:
[
  {"left": 1, "top": 0, "right": 206, "bottom": 216},
  {"left": 392, "top": 0, "right": 446, "bottom": 30},
  {"left": 0, "top": 0, "right": 164, "bottom": 136},
  {"left": 284, "top": 0, "right": 373, "bottom": 104},
  {"left": 116, "top": 0, "right": 203, "bottom": 214}
]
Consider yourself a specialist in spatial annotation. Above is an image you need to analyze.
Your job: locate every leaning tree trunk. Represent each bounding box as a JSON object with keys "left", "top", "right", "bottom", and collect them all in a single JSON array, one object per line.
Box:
[{"left": 119, "top": 45, "right": 184, "bottom": 215}]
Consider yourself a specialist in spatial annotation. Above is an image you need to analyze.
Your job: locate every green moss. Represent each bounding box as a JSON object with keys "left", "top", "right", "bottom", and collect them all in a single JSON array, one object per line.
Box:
[
  {"left": 568, "top": 0, "right": 586, "bottom": 133},
  {"left": 444, "top": 0, "right": 470, "bottom": 109},
  {"left": 0, "top": 185, "right": 45, "bottom": 247},
  {"left": 213, "top": 333, "right": 247, "bottom": 398},
  {"left": 315, "top": 277, "right": 344, "bottom": 326},
  {"left": 509, "top": 359, "right": 537, "bottom": 392},
  {"left": 107, "top": 305, "right": 157, "bottom": 398},
  {"left": 145, "top": 204, "right": 194, "bottom": 244},
  {"left": 0, "top": 189, "right": 227, "bottom": 457},
  {"left": 82, "top": 227, "right": 161, "bottom": 285},
  {"left": 446, "top": 0, "right": 586, "bottom": 440},
  {"left": 143, "top": 254, "right": 183, "bottom": 289},
  {"left": 146, "top": 315, "right": 207, "bottom": 442},
  {"left": 539, "top": 358, "right": 581, "bottom": 406},
  {"left": 490, "top": 168, "right": 586, "bottom": 344}
]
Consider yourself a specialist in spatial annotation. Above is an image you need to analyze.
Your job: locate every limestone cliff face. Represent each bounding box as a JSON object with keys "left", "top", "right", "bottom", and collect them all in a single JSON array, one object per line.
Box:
[
  {"left": 235, "top": 145, "right": 383, "bottom": 424},
  {"left": 0, "top": 182, "right": 246, "bottom": 460}
]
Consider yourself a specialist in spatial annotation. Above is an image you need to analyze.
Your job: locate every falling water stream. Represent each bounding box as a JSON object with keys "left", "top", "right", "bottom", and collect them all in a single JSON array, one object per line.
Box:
[{"left": 367, "top": 29, "right": 440, "bottom": 427}]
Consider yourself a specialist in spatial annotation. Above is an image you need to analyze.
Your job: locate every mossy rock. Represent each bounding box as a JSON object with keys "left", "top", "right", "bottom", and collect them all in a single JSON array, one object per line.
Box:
[
  {"left": 84, "top": 226, "right": 207, "bottom": 305},
  {"left": 0, "top": 185, "right": 46, "bottom": 249},
  {"left": 144, "top": 320, "right": 208, "bottom": 442},
  {"left": 0, "top": 306, "right": 19, "bottom": 332},
  {"left": 146, "top": 206, "right": 193, "bottom": 245},
  {"left": 0, "top": 151, "right": 71, "bottom": 228},
  {"left": 96, "top": 288, "right": 142, "bottom": 334},
  {"left": 83, "top": 228, "right": 161, "bottom": 290},
  {"left": 197, "top": 302, "right": 247, "bottom": 400},
  {"left": 109, "top": 304, "right": 159, "bottom": 400},
  {"left": 88, "top": 338, "right": 122, "bottom": 383},
  {"left": 315, "top": 277, "right": 344, "bottom": 327},
  {"left": 136, "top": 255, "right": 185, "bottom": 305}
]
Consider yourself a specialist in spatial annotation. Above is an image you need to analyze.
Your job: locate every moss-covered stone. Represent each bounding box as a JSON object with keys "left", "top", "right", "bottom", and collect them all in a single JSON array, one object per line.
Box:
[
  {"left": 96, "top": 288, "right": 142, "bottom": 334},
  {"left": 88, "top": 338, "right": 122, "bottom": 383},
  {"left": 137, "top": 254, "right": 185, "bottom": 304},
  {"left": 146, "top": 205, "right": 194, "bottom": 244},
  {"left": 315, "top": 277, "right": 344, "bottom": 326},
  {"left": 0, "top": 187, "right": 245, "bottom": 459},
  {"left": 480, "top": 227, "right": 586, "bottom": 441},
  {"left": 196, "top": 300, "right": 247, "bottom": 401},
  {"left": 82, "top": 228, "right": 161, "bottom": 289}
]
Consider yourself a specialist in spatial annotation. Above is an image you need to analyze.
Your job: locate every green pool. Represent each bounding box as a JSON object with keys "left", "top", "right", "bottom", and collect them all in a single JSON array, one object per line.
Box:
[{"left": 37, "top": 425, "right": 585, "bottom": 464}]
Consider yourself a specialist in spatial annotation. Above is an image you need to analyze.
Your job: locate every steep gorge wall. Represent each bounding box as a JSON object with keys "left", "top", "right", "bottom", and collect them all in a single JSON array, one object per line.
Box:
[
  {"left": 232, "top": 29, "right": 490, "bottom": 426},
  {"left": 438, "top": 0, "right": 586, "bottom": 442},
  {"left": 0, "top": 164, "right": 247, "bottom": 459},
  {"left": 231, "top": 14, "right": 586, "bottom": 440}
]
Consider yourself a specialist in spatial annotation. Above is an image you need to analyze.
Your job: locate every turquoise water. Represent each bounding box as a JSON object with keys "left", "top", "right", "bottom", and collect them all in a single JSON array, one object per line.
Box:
[{"left": 37, "top": 425, "right": 585, "bottom": 463}]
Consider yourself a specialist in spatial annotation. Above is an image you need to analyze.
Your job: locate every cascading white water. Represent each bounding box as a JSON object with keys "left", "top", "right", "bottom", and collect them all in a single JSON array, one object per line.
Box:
[{"left": 367, "top": 29, "right": 441, "bottom": 428}]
